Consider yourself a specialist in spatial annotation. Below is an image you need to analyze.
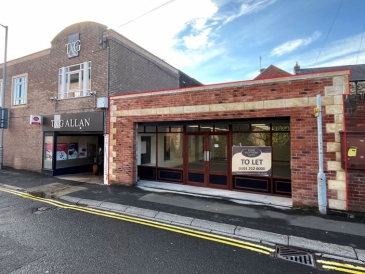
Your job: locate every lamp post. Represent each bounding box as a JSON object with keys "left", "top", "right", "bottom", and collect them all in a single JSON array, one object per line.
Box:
[{"left": 0, "top": 24, "right": 8, "bottom": 169}]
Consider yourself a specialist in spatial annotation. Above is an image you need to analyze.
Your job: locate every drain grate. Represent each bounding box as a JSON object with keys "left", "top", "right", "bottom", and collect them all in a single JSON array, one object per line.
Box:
[{"left": 276, "top": 245, "right": 316, "bottom": 267}]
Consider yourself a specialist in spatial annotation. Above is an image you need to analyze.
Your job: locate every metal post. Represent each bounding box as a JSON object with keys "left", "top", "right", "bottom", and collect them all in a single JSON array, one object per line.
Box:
[
  {"left": 317, "top": 94, "right": 327, "bottom": 214},
  {"left": 0, "top": 24, "right": 8, "bottom": 169}
]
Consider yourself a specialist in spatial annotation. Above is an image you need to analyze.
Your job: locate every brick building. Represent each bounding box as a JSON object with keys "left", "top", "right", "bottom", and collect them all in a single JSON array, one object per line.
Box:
[
  {"left": 109, "top": 69, "right": 356, "bottom": 211},
  {"left": 295, "top": 63, "right": 365, "bottom": 212},
  {"left": 0, "top": 21, "right": 200, "bottom": 178}
]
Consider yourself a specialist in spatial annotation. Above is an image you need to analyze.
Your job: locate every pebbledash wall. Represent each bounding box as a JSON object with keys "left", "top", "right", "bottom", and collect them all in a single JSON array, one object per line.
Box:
[{"left": 109, "top": 70, "right": 353, "bottom": 210}]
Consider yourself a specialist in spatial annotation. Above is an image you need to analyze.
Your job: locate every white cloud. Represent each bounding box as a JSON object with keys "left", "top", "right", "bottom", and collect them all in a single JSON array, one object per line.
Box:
[
  {"left": 192, "top": 18, "right": 208, "bottom": 31},
  {"left": 222, "top": 0, "right": 276, "bottom": 25},
  {"left": 262, "top": 33, "right": 365, "bottom": 76},
  {"left": 183, "top": 28, "right": 213, "bottom": 50},
  {"left": 117, "top": 0, "right": 219, "bottom": 68},
  {"left": 271, "top": 31, "right": 321, "bottom": 57}
]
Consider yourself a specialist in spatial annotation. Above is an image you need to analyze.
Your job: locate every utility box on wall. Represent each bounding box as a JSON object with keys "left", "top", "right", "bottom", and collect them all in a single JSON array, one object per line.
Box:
[
  {"left": 340, "top": 131, "right": 365, "bottom": 170},
  {"left": 97, "top": 97, "right": 108, "bottom": 109}
]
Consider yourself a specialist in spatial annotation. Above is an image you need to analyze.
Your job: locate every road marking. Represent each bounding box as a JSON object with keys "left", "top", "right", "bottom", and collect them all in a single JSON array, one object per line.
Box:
[
  {"left": 318, "top": 259, "right": 365, "bottom": 273},
  {"left": 0, "top": 187, "right": 273, "bottom": 255}
]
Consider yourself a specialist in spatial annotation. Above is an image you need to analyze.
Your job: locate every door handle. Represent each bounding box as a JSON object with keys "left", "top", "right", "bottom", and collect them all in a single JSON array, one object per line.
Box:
[
  {"left": 206, "top": 151, "right": 210, "bottom": 162},
  {"left": 203, "top": 151, "right": 206, "bottom": 161}
]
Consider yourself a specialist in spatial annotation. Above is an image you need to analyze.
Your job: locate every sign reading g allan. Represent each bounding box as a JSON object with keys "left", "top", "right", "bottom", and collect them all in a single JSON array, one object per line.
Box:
[
  {"left": 232, "top": 146, "right": 272, "bottom": 176},
  {"left": 42, "top": 112, "right": 104, "bottom": 132}
]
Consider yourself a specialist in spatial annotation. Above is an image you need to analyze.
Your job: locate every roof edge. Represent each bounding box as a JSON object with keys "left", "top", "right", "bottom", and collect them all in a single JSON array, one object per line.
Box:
[
  {"left": 0, "top": 48, "right": 51, "bottom": 68},
  {"left": 110, "top": 69, "right": 350, "bottom": 101}
]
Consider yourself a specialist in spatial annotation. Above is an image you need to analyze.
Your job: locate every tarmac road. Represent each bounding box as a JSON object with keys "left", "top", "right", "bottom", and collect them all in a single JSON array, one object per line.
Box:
[{"left": 0, "top": 191, "right": 337, "bottom": 274}]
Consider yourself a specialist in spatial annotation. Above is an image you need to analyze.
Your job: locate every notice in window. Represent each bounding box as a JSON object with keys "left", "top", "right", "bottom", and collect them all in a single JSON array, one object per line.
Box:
[
  {"left": 232, "top": 146, "right": 272, "bottom": 176},
  {"left": 45, "top": 142, "right": 53, "bottom": 161},
  {"left": 79, "top": 142, "right": 87, "bottom": 158},
  {"left": 56, "top": 143, "right": 68, "bottom": 161},
  {"left": 68, "top": 143, "right": 79, "bottom": 159}
]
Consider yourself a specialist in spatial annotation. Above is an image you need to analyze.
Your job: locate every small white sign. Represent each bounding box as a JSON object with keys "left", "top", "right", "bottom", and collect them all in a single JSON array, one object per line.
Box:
[{"left": 30, "top": 115, "right": 42, "bottom": 125}]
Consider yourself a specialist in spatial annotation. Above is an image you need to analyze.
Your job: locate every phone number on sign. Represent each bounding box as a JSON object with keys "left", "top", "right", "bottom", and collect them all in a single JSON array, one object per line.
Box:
[{"left": 238, "top": 167, "right": 265, "bottom": 171}]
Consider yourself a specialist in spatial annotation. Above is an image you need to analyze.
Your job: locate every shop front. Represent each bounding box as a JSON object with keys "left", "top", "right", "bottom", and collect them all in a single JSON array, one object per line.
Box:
[
  {"left": 109, "top": 70, "right": 351, "bottom": 209},
  {"left": 137, "top": 119, "right": 291, "bottom": 197},
  {"left": 42, "top": 112, "right": 105, "bottom": 176}
]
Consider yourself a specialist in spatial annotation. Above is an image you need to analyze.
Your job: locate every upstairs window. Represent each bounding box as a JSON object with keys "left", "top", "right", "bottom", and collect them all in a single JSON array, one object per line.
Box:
[
  {"left": 58, "top": 61, "right": 91, "bottom": 99},
  {"left": 12, "top": 75, "right": 27, "bottom": 106}
]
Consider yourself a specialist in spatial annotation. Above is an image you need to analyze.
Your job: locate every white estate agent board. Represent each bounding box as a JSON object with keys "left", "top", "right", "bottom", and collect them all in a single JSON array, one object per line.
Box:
[{"left": 232, "top": 146, "right": 272, "bottom": 176}]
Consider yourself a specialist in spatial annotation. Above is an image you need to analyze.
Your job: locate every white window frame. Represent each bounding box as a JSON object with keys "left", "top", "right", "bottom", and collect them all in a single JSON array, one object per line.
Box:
[
  {"left": 58, "top": 61, "right": 91, "bottom": 99},
  {"left": 12, "top": 74, "right": 27, "bottom": 106}
]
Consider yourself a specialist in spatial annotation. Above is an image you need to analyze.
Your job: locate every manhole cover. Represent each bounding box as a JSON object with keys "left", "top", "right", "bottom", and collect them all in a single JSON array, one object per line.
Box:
[{"left": 276, "top": 245, "right": 315, "bottom": 267}]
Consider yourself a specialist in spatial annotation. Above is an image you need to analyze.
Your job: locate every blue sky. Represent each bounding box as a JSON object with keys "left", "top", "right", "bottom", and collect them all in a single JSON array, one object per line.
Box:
[{"left": 0, "top": 0, "right": 364, "bottom": 84}]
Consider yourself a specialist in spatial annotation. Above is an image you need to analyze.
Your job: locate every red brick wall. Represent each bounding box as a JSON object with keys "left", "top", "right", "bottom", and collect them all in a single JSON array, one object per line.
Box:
[
  {"left": 111, "top": 76, "right": 339, "bottom": 207},
  {"left": 345, "top": 100, "right": 365, "bottom": 212}
]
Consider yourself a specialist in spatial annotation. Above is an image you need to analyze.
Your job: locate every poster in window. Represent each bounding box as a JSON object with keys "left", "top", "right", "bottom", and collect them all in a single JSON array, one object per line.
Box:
[
  {"left": 56, "top": 143, "right": 68, "bottom": 161},
  {"left": 88, "top": 143, "right": 96, "bottom": 157},
  {"left": 68, "top": 142, "right": 79, "bottom": 159},
  {"left": 45, "top": 142, "right": 53, "bottom": 161},
  {"left": 78, "top": 142, "right": 87, "bottom": 158}
]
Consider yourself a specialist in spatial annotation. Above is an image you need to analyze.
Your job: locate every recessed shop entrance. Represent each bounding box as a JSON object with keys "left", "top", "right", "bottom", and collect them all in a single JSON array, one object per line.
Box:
[{"left": 186, "top": 133, "right": 229, "bottom": 189}]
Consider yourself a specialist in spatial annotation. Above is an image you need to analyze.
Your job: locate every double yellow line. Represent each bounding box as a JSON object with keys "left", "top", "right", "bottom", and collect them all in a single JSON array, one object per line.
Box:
[
  {"left": 318, "top": 260, "right": 365, "bottom": 274},
  {"left": 2, "top": 186, "right": 365, "bottom": 274},
  {"left": 0, "top": 186, "right": 274, "bottom": 255}
]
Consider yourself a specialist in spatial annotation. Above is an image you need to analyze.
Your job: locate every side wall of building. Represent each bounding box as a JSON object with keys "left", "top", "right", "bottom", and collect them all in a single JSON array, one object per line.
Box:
[
  {"left": 109, "top": 71, "right": 350, "bottom": 210},
  {"left": 107, "top": 36, "right": 179, "bottom": 95},
  {"left": 344, "top": 97, "right": 365, "bottom": 212}
]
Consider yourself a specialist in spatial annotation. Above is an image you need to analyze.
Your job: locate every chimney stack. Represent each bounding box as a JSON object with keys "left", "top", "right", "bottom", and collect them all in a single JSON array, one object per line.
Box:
[{"left": 293, "top": 62, "right": 300, "bottom": 74}]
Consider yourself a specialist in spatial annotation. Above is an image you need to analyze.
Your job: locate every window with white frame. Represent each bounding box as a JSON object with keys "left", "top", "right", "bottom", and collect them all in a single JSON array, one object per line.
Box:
[
  {"left": 12, "top": 75, "right": 27, "bottom": 106},
  {"left": 58, "top": 61, "right": 91, "bottom": 99}
]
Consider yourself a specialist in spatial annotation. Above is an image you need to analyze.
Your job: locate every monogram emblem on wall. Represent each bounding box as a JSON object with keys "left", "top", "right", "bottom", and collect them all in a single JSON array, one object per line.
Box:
[{"left": 65, "top": 33, "right": 81, "bottom": 58}]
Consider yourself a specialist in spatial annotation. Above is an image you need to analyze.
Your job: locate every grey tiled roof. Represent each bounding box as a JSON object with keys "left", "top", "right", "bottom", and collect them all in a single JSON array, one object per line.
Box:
[{"left": 296, "top": 64, "right": 365, "bottom": 82}]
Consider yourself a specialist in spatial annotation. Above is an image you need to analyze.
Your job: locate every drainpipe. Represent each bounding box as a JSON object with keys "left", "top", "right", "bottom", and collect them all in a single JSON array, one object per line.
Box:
[{"left": 317, "top": 94, "right": 327, "bottom": 214}]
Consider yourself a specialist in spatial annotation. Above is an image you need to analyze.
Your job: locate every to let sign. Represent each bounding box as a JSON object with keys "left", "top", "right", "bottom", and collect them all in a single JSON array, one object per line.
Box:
[{"left": 232, "top": 146, "right": 272, "bottom": 176}]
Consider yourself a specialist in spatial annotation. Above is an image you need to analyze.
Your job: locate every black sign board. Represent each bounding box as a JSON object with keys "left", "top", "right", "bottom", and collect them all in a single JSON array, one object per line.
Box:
[{"left": 42, "top": 112, "right": 104, "bottom": 132}]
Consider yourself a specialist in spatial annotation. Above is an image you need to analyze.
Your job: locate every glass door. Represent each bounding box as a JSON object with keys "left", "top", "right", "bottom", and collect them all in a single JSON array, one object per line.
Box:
[
  {"left": 186, "top": 133, "right": 229, "bottom": 188},
  {"left": 208, "top": 134, "right": 228, "bottom": 187}
]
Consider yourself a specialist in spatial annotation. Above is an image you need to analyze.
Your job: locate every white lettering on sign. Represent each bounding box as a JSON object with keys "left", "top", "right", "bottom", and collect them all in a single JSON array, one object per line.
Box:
[
  {"left": 51, "top": 118, "right": 90, "bottom": 128},
  {"left": 65, "top": 40, "right": 81, "bottom": 58}
]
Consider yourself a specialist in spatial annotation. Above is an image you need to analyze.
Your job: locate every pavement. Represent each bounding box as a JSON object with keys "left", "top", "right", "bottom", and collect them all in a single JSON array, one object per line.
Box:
[{"left": 1, "top": 167, "right": 365, "bottom": 267}]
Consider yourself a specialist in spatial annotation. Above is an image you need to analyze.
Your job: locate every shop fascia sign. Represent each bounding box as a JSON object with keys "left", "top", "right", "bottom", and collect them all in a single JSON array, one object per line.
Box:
[
  {"left": 52, "top": 117, "right": 90, "bottom": 129},
  {"left": 65, "top": 33, "right": 81, "bottom": 58},
  {"left": 42, "top": 112, "right": 103, "bottom": 132}
]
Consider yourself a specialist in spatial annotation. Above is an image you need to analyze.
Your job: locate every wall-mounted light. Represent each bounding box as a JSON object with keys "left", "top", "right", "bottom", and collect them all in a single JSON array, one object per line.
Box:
[
  {"left": 89, "top": 91, "right": 97, "bottom": 96},
  {"left": 50, "top": 96, "right": 57, "bottom": 101}
]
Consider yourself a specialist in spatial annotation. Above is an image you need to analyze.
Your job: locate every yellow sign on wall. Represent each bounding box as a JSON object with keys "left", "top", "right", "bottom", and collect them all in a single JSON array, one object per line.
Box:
[{"left": 348, "top": 147, "right": 357, "bottom": 157}]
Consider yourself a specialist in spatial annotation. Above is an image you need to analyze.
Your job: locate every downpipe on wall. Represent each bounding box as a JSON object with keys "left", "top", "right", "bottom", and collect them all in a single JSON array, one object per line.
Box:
[{"left": 317, "top": 94, "right": 327, "bottom": 214}]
